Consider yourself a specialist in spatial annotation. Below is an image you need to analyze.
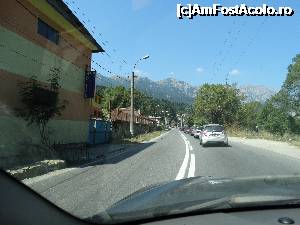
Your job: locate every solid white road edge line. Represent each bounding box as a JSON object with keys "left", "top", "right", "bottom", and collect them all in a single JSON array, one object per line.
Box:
[
  {"left": 176, "top": 133, "right": 190, "bottom": 180},
  {"left": 188, "top": 153, "right": 195, "bottom": 178}
]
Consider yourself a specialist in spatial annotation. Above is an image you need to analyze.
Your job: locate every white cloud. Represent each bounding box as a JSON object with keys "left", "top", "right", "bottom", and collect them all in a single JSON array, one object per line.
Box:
[
  {"left": 133, "top": 69, "right": 147, "bottom": 76},
  {"left": 196, "top": 67, "right": 204, "bottom": 73},
  {"left": 170, "top": 72, "right": 175, "bottom": 75},
  {"left": 132, "top": 0, "right": 151, "bottom": 11},
  {"left": 229, "top": 69, "right": 240, "bottom": 75}
]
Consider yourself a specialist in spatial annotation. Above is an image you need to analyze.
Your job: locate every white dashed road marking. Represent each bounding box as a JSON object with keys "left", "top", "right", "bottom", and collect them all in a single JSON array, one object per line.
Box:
[
  {"left": 176, "top": 133, "right": 191, "bottom": 180},
  {"left": 188, "top": 153, "right": 195, "bottom": 178},
  {"left": 176, "top": 132, "right": 196, "bottom": 180}
]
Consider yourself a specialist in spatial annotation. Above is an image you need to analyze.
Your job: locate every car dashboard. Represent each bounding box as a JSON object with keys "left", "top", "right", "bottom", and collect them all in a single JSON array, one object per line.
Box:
[{"left": 1, "top": 170, "right": 299, "bottom": 225}]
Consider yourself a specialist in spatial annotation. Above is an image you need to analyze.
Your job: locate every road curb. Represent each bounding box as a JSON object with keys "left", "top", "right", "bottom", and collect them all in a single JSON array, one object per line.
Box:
[{"left": 7, "top": 160, "right": 66, "bottom": 180}]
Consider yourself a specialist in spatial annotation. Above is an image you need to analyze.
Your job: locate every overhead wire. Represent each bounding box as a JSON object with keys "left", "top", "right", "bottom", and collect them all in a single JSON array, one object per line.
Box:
[
  {"left": 13, "top": 0, "right": 124, "bottom": 78},
  {"left": 63, "top": 0, "right": 129, "bottom": 72},
  {"left": 225, "top": 0, "right": 283, "bottom": 84}
]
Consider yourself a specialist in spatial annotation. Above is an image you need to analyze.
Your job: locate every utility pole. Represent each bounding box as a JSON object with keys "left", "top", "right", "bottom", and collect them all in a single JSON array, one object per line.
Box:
[
  {"left": 129, "top": 71, "right": 135, "bottom": 136},
  {"left": 180, "top": 114, "right": 183, "bottom": 127},
  {"left": 108, "top": 99, "right": 111, "bottom": 120},
  {"left": 130, "top": 55, "right": 149, "bottom": 136},
  {"left": 225, "top": 72, "right": 229, "bottom": 86}
]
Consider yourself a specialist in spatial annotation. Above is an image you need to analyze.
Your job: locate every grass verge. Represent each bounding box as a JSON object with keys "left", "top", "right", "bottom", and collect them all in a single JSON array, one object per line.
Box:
[
  {"left": 127, "top": 130, "right": 165, "bottom": 143},
  {"left": 112, "top": 130, "right": 165, "bottom": 144}
]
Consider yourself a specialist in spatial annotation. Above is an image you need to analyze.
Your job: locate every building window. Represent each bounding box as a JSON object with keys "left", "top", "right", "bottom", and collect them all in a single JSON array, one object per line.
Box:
[{"left": 37, "top": 18, "right": 59, "bottom": 44}]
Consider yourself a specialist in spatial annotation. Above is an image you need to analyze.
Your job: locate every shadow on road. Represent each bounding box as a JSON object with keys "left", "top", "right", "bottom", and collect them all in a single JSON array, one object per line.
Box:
[
  {"left": 76, "top": 142, "right": 155, "bottom": 167},
  {"left": 202, "top": 144, "right": 232, "bottom": 148}
]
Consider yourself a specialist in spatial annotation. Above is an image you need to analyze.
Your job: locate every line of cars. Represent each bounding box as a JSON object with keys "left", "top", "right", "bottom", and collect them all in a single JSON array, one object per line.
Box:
[{"left": 180, "top": 124, "right": 228, "bottom": 147}]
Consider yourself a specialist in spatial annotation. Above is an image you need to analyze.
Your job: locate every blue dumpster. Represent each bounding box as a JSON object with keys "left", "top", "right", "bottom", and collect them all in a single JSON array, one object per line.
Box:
[{"left": 88, "top": 119, "right": 112, "bottom": 145}]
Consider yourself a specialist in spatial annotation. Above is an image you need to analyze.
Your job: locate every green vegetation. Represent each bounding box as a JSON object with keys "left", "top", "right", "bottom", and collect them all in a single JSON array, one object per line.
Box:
[
  {"left": 112, "top": 130, "right": 165, "bottom": 144},
  {"left": 96, "top": 53, "right": 300, "bottom": 144},
  {"left": 126, "top": 130, "right": 165, "bottom": 143},
  {"left": 16, "top": 67, "right": 67, "bottom": 151},
  {"left": 194, "top": 84, "right": 242, "bottom": 126},
  {"left": 96, "top": 85, "right": 189, "bottom": 125},
  {"left": 192, "top": 54, "right": 300, "bottom": 143}
]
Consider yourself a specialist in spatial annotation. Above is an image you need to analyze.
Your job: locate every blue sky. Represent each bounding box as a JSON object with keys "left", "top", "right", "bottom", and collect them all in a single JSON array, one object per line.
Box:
[{"left": 65, "top": 0, "right": 300, "bottom": 90}]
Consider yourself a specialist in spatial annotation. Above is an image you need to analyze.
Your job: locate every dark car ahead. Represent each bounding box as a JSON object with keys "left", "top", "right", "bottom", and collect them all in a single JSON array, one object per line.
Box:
[
  {"left": 190, "top": 128, "right": 195, "bottom": 136},
  {"left": 184, "top": 127, "right": 191, "bottom": 134}
]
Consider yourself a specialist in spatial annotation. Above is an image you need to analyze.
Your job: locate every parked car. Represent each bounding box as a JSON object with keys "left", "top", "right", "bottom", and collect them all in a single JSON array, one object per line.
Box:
[
  {"left": 190, "top": 128, "right": 196, "bottom": 136},
  {"left": 192, "top": 127, "right": 200, "bottom": 136},
  {"left": 200, "top": 124, "right": 228, "bottom": 147},
  {"left": 184, "top": 127, "right": 191, "bottom": 134},
  {"left": 191, "top": 128, "right": 197, "bottom": 136},
  {"left": 194, "top": 126, "right": 203, "bottom": 138}
]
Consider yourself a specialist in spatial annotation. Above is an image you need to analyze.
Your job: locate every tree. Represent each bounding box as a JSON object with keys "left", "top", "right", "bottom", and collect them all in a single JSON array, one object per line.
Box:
[
  {"left": 194, "top": 84, "right": 242, "bottom": 126},
  {"left": 134, "top": 90, "right": 156, "bottom": 116},
  {"left": 259, "top": 54, "right": 300, "bottom": 135},
  {"left": 96, "top": 85, "right": 191, "bottom": 125},
  {"left": 283, "top": 54, "right": 300, "bottom": 117},
  {"left": 186, "top": 114, "right": 194, "bottom": 127},
  {"left": 17, "top": 67, "right": 67, "bottom": 150},
  {"left": 99, "top": 86, "right": 130, "bottom": 118},
  {"left": 282, "top": 54, "right": 300, "bottom": 133},
  {"left": 237, "top": 101, "right": 263, "bottom": 131},
  {"left": 259, "top": 98, "right": 289, "bottom": 135}
]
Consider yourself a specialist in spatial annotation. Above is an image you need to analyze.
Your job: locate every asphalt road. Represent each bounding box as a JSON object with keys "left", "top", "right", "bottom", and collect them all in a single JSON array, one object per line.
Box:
[{"left": 25, "top": 129, "right": 300, "bottom": 219}]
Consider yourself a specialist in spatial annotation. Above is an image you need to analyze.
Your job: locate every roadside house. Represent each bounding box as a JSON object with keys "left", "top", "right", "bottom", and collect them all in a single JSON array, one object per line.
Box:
[
  {"left": 111, "top": 107, "right": 156, "bottom": 125},
  {"left": 0, "top": 0, "right": 104, "bottom": 168},
  {"left": 110, "top": 107, "right": 157, "bottom": 139}
]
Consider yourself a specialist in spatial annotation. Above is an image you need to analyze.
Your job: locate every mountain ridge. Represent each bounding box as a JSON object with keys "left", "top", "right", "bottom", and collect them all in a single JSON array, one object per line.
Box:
[{"left": 96, "top": 74, "right": 276, "bottom": 104}]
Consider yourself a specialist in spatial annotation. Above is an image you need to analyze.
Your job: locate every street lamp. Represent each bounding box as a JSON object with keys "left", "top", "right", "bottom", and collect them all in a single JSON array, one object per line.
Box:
[{"left": 130, "top": 54, "right": 150, "bottom": 136}]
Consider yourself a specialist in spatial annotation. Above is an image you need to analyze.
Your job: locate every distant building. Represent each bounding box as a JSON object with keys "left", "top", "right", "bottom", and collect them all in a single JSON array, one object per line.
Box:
[
  {"left": 111, "top": 108, "right": 156, "bottom": 125},
  {"left": 148, "top": 116, "right": 162, "bottom": 126},
  {"left": 0, "top": 0, "right": 103, "bottom": 166}
]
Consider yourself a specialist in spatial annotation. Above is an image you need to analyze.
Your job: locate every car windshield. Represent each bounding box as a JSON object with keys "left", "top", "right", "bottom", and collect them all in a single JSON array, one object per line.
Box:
[
  {"left": 205, "top": 125, "right": 224, "bottom": 132},
  {"left": 1, "top": 0, "right": 300, "bottom": 224}
]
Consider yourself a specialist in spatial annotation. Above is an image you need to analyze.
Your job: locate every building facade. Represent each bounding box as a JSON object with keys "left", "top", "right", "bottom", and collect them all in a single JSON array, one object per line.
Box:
[{"left": 0, "top": 0, "right": 103, "bottom": 166}]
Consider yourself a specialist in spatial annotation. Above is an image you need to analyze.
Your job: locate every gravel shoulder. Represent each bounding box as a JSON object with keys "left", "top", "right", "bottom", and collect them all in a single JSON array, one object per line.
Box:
[{"left": 230, "top": 136, "right": 300, "bottom": 160}]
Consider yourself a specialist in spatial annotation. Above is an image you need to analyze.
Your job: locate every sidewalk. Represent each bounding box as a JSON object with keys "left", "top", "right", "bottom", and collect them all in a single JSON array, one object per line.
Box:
[
  {"left": 20, "top": 131, "right": 167, "bottom": 181},
  {"left": 230, "top": 136, "right": 300, "bottom": 160},
  {"left": 8, "top": 143, "right": 130, "bottom": 180}
]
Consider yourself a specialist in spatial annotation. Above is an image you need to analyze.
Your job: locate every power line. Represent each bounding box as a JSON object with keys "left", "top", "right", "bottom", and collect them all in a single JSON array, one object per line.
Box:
[
  {"left": 63, "top": 0, "right": 128, "bottom": 70},
  {"left": 225, "top": 0, "right": 286, "bottom": 84},
  {"left": 212, "top": 19, "right": 248, "bottom": 78}
]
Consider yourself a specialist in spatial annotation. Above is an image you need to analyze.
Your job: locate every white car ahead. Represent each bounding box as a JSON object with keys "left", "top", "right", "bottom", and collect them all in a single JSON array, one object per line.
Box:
[{"left": 200, "top": 124, "right": 228, "bottom": 147}]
